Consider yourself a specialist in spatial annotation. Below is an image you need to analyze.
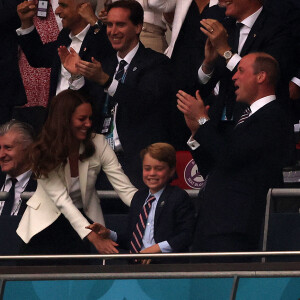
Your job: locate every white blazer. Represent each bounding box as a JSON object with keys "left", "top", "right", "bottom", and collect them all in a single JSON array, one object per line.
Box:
[
  {"left": 148, "top": 0, "right": 219, "bottom": 57},
  {"left": 17, "top": 134, "right": 137, "bottom": 243}
]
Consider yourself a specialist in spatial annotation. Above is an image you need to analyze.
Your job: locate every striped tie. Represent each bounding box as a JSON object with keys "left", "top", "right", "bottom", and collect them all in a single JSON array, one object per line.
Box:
[
  {"left": 130, "top": 195, "right": 156, "bottom": 253},
  {"left": 236, "top": 107, "right": 251, "bottom": 126}
]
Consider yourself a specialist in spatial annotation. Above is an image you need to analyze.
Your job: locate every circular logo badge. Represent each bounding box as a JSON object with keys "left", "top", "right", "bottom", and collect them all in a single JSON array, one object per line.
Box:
[{"left": 184, "top": 159, "right": 204, "bottom": 189}]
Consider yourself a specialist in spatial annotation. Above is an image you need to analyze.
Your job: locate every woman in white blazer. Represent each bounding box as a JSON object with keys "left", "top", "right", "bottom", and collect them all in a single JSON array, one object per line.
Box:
[{"left": 17, "top": 89, "right": 137, "bottom": 258}]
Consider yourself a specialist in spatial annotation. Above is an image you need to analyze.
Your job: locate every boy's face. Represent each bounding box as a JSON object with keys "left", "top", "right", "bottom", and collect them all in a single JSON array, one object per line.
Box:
[{"left": 142, "top": 153, "right": 175, "bottom": 194}]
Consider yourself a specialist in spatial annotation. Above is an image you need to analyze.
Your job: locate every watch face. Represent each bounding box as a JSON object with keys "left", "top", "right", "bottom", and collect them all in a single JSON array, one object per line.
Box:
[
  {"left": 224, "top": 50, "right": 233, "bottom": 59},
  {"left": 198, "top": 117, "right": 208, "bottom": 125}
]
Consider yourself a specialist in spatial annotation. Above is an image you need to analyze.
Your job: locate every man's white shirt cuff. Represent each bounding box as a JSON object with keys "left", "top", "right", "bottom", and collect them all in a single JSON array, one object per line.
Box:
[
  {"left": 187, "top": 136, "right": 200, "bottom": 150},
  {"left": 226, "top": 54, "right": 241, "bottom": 71},
  {"left": 291, "top": 77, "right": 300, "bottom": 87},
  {"left": 16, "top": 25, "right": 35, "bottom": 35},
  {"left": 198, "top": 65, "right": 213, "bottom": 84}
]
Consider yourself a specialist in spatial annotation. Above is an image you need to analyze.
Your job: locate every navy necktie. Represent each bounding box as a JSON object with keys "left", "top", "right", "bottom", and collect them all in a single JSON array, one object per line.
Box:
[
  {"left": 2, "top": 178, "right": 18, "bottom": 216},
  {"left": 232, "top": 22, "right": 244, "bottom": 54},
  {"left": 115, "top": 60, "right": 127, "bottom": 81},
  {"left": 130, "top": 195, "right": 156, "bottom": 253}
]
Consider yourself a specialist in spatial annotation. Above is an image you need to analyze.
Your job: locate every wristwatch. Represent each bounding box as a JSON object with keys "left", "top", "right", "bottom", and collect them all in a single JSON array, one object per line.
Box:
[
  {"left": 223, "top": 50, "right": 233, "bottom": 60},
  {"left": 198, "top": 117, "right": 210, "bottom": 126}
]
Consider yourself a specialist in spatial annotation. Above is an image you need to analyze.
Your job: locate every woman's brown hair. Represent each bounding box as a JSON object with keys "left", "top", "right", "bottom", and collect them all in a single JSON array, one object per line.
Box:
[{"left": 30, "top": 90, "right": 95, "bottom": 178}]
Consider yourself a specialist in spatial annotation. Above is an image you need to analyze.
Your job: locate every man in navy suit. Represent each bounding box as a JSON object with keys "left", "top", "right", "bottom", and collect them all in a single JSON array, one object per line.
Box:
[
  {"left": 16, "top": 0, "right": 114, "bottom": 124},
  {"left": 0, "top": 120, "right": 36, "bottom": 258},
  {"left": 198, "top": 0, "right": 293, "bottom": 127},
  {"left": 177, "top": 52, "right": 292, "bottom": 259},
  {"left": 0, "top": 0, "right": 27, "bottom": 124},
  {"left": 62, "top": 0, "right": 171, "bottom": 188}
]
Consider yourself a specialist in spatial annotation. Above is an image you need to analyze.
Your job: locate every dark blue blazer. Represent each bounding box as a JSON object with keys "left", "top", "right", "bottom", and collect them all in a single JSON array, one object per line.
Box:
[
  {"left": 118, "top": 185, "right": 195, "bottom": 253},
  {"left": 191, "top": 100, "right": 292, "bottom": 250},
  {"left": 200, "top": 8, "right": 293, "bottom": 123},
  {"left": 100, "top": 43, "right": 172, "bottom": 187},
  {"left": 0, "top": 0, "right": 27, "bottom": 109},
  {"left": 0, "top": 171, "right": 36, "bottom": 257},
  {"left": 17, "top": 22, "right": 115, "bottom": 124}
]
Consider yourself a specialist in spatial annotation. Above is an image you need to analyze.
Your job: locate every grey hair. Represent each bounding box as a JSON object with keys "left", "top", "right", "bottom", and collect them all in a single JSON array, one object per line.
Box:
[{"left": 0, "top": 120, "right": 35, "bottom": 147}]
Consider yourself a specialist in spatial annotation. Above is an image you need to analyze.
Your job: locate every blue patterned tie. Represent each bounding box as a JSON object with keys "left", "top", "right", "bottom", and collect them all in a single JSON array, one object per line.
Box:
[{"left": 115, "top": 60, "right": 127, "bottom": 81}]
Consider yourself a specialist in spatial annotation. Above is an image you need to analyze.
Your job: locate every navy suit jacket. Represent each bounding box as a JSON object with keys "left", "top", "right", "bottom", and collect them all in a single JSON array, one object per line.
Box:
[
  {"left": 191, "top": 100, "right": 291, "bottom": 250},
  {"left": 117, "top": 185, "right": 195, "bottom": 253},
  {"left": 200, "top": 8, "right": 293, "bottom": 123},
  {"left": 0, "top": 171, "right": 36, "bottom": 257},
  {"left": 18, "top": 23, "right": 114, "bottom": 123},
  {"left": 100, "top": 43, "right": 172, "bottom": 187},
  {"left": 0, "top": 0, "right": 27, "bottom": 109}
]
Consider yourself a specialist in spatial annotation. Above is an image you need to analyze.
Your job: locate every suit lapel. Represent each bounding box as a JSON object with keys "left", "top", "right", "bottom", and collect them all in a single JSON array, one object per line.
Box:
[
  {"left": 24, "top": 176, "right": 37, "bottom": 192},
  {"left": 78, "top": 143, "right": 89, "bottom": 203},
  {"left": 123, "top": 43, "right": 145, "bottom": 83},
  {"left": 154, "top": 186, "right": 170, "bottom": 228},
  {"left": 240, "top": 9, "right": 265, "bottom": 57},
  {"left": 0, "top": 172, "right": 5, "bottom": 189},
  {"left": 236, "top": 101, "right": 275, "bottom": 129},
  {"left": 79, "top": 27, "right": 92, "bottom": 58},
  {"left": 64, "top": 159, "right": 71, "bottom": 193}
]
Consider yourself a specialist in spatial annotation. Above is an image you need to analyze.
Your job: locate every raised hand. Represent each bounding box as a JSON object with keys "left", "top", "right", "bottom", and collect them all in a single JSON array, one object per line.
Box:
[
  {"left": 200, "top": 19, "right": 231, "bottom": 57},
  {"left": 76, "top": 57, "right": 110, "bottom": 85},
  {"left": 177, "top": 90, "right": 210, "bottom": 135},
  {"left": 17, "top": 0, "right": 37, "bottom": 29},
  {"left": 78, "top": 2, "right": 98, "bottom": 26},
  {"left": 58, "top": 46, "right": 81, "bottom": 75}
]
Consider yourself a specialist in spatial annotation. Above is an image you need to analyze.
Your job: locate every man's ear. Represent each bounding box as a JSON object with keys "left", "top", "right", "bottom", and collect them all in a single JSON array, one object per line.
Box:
[
  {"left": 135, "top": 23, "right": 143, "bottom": 35},
  {"left": 170, "top": 167, "right": 176, "bottom": 179},
  {"left": 257, "top": 71, "right": 267, "bottom": 84}
]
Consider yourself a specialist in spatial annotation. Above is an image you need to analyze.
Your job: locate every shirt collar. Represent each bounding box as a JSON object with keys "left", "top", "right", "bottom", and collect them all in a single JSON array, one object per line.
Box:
[
  {"left": 250, "top": 95, "right": 276, "bottom": 115},
  {"left": 147, "top": 186, "right": 166, "bottom": 201},
  {"left": 240, "top": 6, "right": 263, "bottom": 28},
  {"left": 117, "top": 42, "right": 140, "bottom": 65},
  {"left": 69, "top": 24, "right": 90, "bottom": 42},
  {"left": 209, "top": 0, "right": 219, "bottom": 7},
  {"left": 6, "top": 170, "right": 32, "bottom": 189}
]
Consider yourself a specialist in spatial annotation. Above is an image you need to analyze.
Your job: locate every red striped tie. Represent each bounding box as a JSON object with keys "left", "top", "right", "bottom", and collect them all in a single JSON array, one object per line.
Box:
[{"left": 130, "top": 195, "right": 156, "bottom": 253}]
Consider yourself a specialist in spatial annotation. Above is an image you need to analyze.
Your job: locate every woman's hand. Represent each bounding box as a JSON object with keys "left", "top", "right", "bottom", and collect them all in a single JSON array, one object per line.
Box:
[
  {"left": 86, "top": 231, "right": 119, "bottom": 254},
  {"left": 86, "top": 223, "right": 110, "bottom": 239}
]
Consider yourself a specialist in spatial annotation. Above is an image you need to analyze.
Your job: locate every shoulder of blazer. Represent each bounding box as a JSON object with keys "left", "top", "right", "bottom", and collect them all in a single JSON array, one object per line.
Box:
[
  {"left": 159, "top": 185, "right": 189, "bottom": 203},
  {"left": 130, "top": 42, "right": 170, "bottom": 67},
  {"left": 0, "top": 171, "right": 5, "bottom": 188}
]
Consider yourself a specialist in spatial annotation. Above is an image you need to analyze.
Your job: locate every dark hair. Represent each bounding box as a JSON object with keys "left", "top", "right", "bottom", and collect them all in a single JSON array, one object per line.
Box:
[
  {"left": 30, "top": 89, "right": 95, "bottom": 178},
  {"left": 252, "top": 52, "right": 280, "bottom": 87},
  {"left": 140, "top": 143, "right": 176, "bottom": 169},
  {"left": 107, "top": 0, "right": 144, "bottom": 25}
]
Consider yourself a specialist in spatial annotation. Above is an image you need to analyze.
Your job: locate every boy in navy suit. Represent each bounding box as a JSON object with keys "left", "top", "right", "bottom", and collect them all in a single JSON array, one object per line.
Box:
[{"left": 88, "top": 143, "right": 195, "bottom": 263}]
